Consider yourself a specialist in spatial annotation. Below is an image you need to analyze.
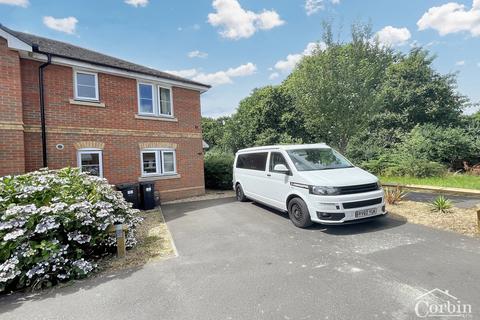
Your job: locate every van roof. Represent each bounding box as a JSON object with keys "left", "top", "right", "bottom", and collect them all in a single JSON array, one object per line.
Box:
[{"left": 236, "top": 143, "right": 329, "bottom": 154}]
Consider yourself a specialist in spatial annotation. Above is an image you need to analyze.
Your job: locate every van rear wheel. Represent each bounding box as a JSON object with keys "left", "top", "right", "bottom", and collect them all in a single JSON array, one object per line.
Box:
[
  {"left": 236, "top": 184, "right": 248, "bottom": 202},
  {"left": 288, "top": 198, "right": 313, "bottom": 228}
]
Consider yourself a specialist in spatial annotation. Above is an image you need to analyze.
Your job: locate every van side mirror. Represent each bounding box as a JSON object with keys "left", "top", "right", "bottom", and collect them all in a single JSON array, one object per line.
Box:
[{"left": 273, "top": 164, "right": 289, "bottom": 173}]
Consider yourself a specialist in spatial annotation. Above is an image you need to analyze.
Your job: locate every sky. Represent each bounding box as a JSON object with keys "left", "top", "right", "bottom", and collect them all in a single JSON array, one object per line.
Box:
[{"left": 0, "top": 0, "right": 479, "bottom": 117}]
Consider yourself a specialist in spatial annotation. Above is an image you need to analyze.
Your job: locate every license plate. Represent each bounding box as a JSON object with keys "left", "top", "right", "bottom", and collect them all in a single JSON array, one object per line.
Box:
[{"left": 355, "top": 208, "right": 377, "bottom": 218}]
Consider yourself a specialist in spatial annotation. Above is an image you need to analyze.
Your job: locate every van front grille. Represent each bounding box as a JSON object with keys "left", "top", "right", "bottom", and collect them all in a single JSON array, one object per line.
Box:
[
  {"left": 338, "top": 183, "right": 379, "bottom": 195},
  {"left": 343, "top": 197, "right": 382, "bottom": 209}
]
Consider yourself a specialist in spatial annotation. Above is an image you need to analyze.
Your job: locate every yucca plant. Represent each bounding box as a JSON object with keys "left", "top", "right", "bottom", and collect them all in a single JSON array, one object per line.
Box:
[
  {"left": 384, "top": 186, "right": 407, "bottom": 205},
  {"left": 430, "top": 195, "right": 453, "bottom": 213}
]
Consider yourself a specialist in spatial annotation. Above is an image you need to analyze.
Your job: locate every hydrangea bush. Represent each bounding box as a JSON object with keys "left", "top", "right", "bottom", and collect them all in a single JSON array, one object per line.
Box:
[{"left": 0, "top": 168, "right": 142, "bottom": 292}]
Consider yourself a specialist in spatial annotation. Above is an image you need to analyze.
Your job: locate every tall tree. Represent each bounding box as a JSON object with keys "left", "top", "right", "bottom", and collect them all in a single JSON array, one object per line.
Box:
[
  {"left": 376, "top": 48, "right": 465, "bottom": 128},
  {"left": 347, "top": 48, "right": 468, "bottom": 162},
  {"left": 222, "top": 86, "right": 309, "bottom": 152},
  {"left": 201, "top": 116, "right": 229, "bottom": 149},
  {"left": 285, "top": 24, "right": 395, "bottom": 152}
]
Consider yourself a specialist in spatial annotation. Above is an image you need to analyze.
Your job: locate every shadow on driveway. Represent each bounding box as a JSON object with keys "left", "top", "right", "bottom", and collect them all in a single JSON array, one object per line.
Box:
[
  {"left": 250, "top": 201, "right": 407, "bottom": 236},
  {"left": 163, "top": 198, "right": 408, "bottom": 236}
]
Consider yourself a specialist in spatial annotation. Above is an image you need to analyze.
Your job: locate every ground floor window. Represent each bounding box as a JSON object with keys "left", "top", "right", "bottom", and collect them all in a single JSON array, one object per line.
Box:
[
  {"left": 141, "top": 149, "right": 176, "bottom": 176},
  {"left": 77, "top": 149, "right": 103, "bottom": 177}
]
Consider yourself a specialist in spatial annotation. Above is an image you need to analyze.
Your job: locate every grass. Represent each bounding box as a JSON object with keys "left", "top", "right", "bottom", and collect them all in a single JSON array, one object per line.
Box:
[
  {"left": 380, "top": 174, "right": 480, "bottom": 190},
  {"left": 99, "top": 208, "right": 176, "bottom": 272}
]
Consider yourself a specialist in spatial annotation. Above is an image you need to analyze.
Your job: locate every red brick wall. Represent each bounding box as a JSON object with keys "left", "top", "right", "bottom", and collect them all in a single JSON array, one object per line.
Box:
[
  {"left": 0, "top": 37, "right": 25, "bottom": 176},
  {"left": 16, "top": 58, "right": 205, "bottom": 201}
]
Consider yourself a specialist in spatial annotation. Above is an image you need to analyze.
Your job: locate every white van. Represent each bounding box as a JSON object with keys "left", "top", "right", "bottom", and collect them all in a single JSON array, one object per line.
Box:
[{"left": 233, "top": 144, "right": 386, "bottom": 228}]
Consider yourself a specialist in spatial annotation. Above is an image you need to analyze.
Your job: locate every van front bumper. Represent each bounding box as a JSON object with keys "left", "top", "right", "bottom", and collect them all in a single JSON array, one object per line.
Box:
[{"left": 306, "top": 190, "right": 387, "bottom": 224}]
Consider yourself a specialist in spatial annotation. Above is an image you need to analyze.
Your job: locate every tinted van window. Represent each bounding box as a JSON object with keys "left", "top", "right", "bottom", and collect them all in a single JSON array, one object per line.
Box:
[
  {"left": 269, "top": 152, "right": 290, "bottom": 172},
  {"left": 236, "top": 152, "right": 268, "bottom": 171}
]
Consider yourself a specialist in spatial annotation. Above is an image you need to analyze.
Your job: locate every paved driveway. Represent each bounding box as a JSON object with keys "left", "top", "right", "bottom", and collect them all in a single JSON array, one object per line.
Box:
[
  {"left": 1, "top": 197, "right": 480, "bottom": 320},
  {"left": 405, "top": 191, "right": 480, "bottom": 209}
]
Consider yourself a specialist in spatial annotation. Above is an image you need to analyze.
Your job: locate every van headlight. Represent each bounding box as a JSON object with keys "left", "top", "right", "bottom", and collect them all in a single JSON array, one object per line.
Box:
[
  {"left": 377, "top": 181, "right": 382, "bottom": 189},
  {"left": 309, "top": 186, "right": 340, "bottom": 196}
]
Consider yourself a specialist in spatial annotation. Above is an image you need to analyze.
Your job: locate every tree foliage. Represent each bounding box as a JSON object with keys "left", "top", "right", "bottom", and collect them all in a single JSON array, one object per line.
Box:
[
  {"left": 285, "top": 24, "right": 394, "bottom": 152},
  {"left": 222, "top": 86, "right": 308, "bottom": 152},
  {"left": 201, "top": 22, "right": 474, "bottom": 176}
]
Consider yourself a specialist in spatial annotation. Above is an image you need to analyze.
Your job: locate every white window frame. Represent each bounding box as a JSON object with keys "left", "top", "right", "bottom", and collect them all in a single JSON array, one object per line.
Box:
[
  {"left": 157, "top": 85, "right": 174, "bottom": 116},
  {"left": 140, "top": 148, "right": 176, "bottom": 177},
  {"left": 77, "top": 148, "right": 103, "bottom": 177},
  {"left": 74, "top": 70, "right": 99, "bottom": 101},
  {"left": 137, "top": 82, "right": 156, "bottom": 116},
  {"left": 137, "top": 81, "right": 174, "bottom": 118}
]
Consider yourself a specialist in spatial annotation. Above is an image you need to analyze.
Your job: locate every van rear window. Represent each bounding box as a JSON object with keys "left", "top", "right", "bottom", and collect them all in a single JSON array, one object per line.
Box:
[{"left": 236, "top": 152, "right": 268, "bottom": 171}]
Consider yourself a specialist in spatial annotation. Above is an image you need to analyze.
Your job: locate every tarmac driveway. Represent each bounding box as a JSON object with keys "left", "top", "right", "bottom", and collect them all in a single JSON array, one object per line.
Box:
[{"left": 1, "top": 197, "right": 480, "bottom": 319}]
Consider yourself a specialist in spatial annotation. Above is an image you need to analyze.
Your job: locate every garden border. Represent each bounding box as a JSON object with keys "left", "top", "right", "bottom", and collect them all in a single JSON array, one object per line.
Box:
[{"left": 383, "top": 183, "right": 480, "bottom": 196}]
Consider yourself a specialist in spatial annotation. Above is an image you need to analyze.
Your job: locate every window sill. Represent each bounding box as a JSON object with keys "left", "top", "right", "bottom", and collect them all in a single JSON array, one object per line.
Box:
[
  {"left": 135, "top": 114, "right": 178, "bottom": 122},
  {"left": 69, "top": 99, "right": 105, "bottom": 108},
  {"left": 138, "top": 174, "right": 181, "bottom": 182}
]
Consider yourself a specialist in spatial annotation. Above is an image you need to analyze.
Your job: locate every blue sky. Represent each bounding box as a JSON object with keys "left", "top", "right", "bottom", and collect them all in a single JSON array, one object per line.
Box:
[{"left": 1, "top": 0, "right": 479, "bottom": 117}]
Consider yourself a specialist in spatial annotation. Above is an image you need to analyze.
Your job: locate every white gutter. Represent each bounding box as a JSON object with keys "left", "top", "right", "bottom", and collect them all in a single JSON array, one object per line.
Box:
[{"left": 18, "top": 51, "right": 210, "bottom": 93}]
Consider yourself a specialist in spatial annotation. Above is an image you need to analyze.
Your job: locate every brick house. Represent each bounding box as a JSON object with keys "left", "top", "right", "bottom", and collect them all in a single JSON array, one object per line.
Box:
[{"left": 0, "top": 25, "right": 210, "bottom": 202}]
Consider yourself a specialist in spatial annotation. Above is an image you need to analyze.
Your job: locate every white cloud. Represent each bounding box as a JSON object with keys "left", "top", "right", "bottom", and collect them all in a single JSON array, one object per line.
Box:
[
  {"left": 0, "top": 0, "right": 28, "bottom": 7},
  {"left": 273, "top": 41, "right": 325, "bottom": 74},
  {"left": 43, "top": 16, "right": 78, "bottom": 34},
  {"left": 207, "top": 0, "right": 284, "bottom": 40},
  {"left": 188, "top": 50, "right": 208, "bottom": 59},
  {"left": 305, "top": 0, "right": 324, "bottom": 15},
  {"left": 124, "top": 0, "right": 148, "bottom": 7},
  {"left": 166, "top": 69, "right": 198, "bottom": 78},
  {"left": 167, "top": 62, "right": 257, "bottom": 86},
  {"left": 456, "top": 60, "right": 466, "bottom": 66},
  {"left": 375, "top": 26, "right": 412, "bottom": 47},
  {"left": 417, "top": 0, "right": 480, "bottom": 37},
  {"left": 269, "top": 72, "right": 279, "bottom": 80},
  {"left": 304, "top": 0, "right": 340, "bottom": 15}
]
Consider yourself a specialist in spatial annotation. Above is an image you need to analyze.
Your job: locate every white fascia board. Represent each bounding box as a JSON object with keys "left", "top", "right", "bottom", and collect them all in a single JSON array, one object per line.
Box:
[
  {"left": 21, "top": 52, "right": 209, "bottom": 93},
  {"left": 0, "top": 29, "right": 32, "bottom": 52}
]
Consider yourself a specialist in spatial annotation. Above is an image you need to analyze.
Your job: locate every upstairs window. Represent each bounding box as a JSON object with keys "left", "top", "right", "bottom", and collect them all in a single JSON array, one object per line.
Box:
[
  {"left": 74, "top": 71, "right": 99, "bottom": 101},
  {"left": 158, "top": 87, "right": 172, "bottom": 116},
  {"left": 138, "top": 82, "right": 173, "bottom": 117},
  {"left": 139, "top": 84, "right": 154, "bottom": 115},
  {"left": 141, "top": 149, "right": 176, "bottom": 176}
]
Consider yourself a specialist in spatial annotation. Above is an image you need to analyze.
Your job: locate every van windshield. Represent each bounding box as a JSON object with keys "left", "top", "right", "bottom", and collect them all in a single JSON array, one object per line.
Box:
[{"left": 286, "top": 148, "right": 353, "bottom": 171}]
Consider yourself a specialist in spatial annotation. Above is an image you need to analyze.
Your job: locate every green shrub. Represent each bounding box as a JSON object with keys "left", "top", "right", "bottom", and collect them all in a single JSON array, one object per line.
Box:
[
  {"left": 384, "top": 158, "right": 446, "bottom": 178},
  {"left": 395, "top": 124, "right": 476, "bottom": 168},
  {"left": 361, "top": 155, "right": 394, "bottom": 175},
  {"left": 0, "top": 168, "right": 142, "bottom": 293},
  {"left": 204, "top": 151, "right": 234, "bottom": 190},
  {"left": 430, "top": 195, "right": 453, "bottom": 213}
]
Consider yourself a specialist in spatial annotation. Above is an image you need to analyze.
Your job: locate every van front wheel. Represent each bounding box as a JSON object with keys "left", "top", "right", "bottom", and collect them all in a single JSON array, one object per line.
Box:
[
  {"left": 288, "top": 198, "right": 313, "bottom": 228},
  {"left": 236, "top": 184, "right": 248, "bottom": 202}
]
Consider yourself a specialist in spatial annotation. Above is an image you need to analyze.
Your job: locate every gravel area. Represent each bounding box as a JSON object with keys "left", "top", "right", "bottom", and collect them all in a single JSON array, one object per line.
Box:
[{"left": 388, "top": 201, "right": 480, "bottom": 238}]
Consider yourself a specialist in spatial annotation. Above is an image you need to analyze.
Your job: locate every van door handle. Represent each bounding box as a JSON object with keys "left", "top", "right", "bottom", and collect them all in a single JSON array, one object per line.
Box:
[{"left": 266, "top": 173, "right": 271, "bottom": 177}]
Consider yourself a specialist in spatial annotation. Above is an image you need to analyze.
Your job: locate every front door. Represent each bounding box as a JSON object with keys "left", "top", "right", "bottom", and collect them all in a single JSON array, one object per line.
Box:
[{"left": 264, "top": 152, "right": 292, "bottom": 210}]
